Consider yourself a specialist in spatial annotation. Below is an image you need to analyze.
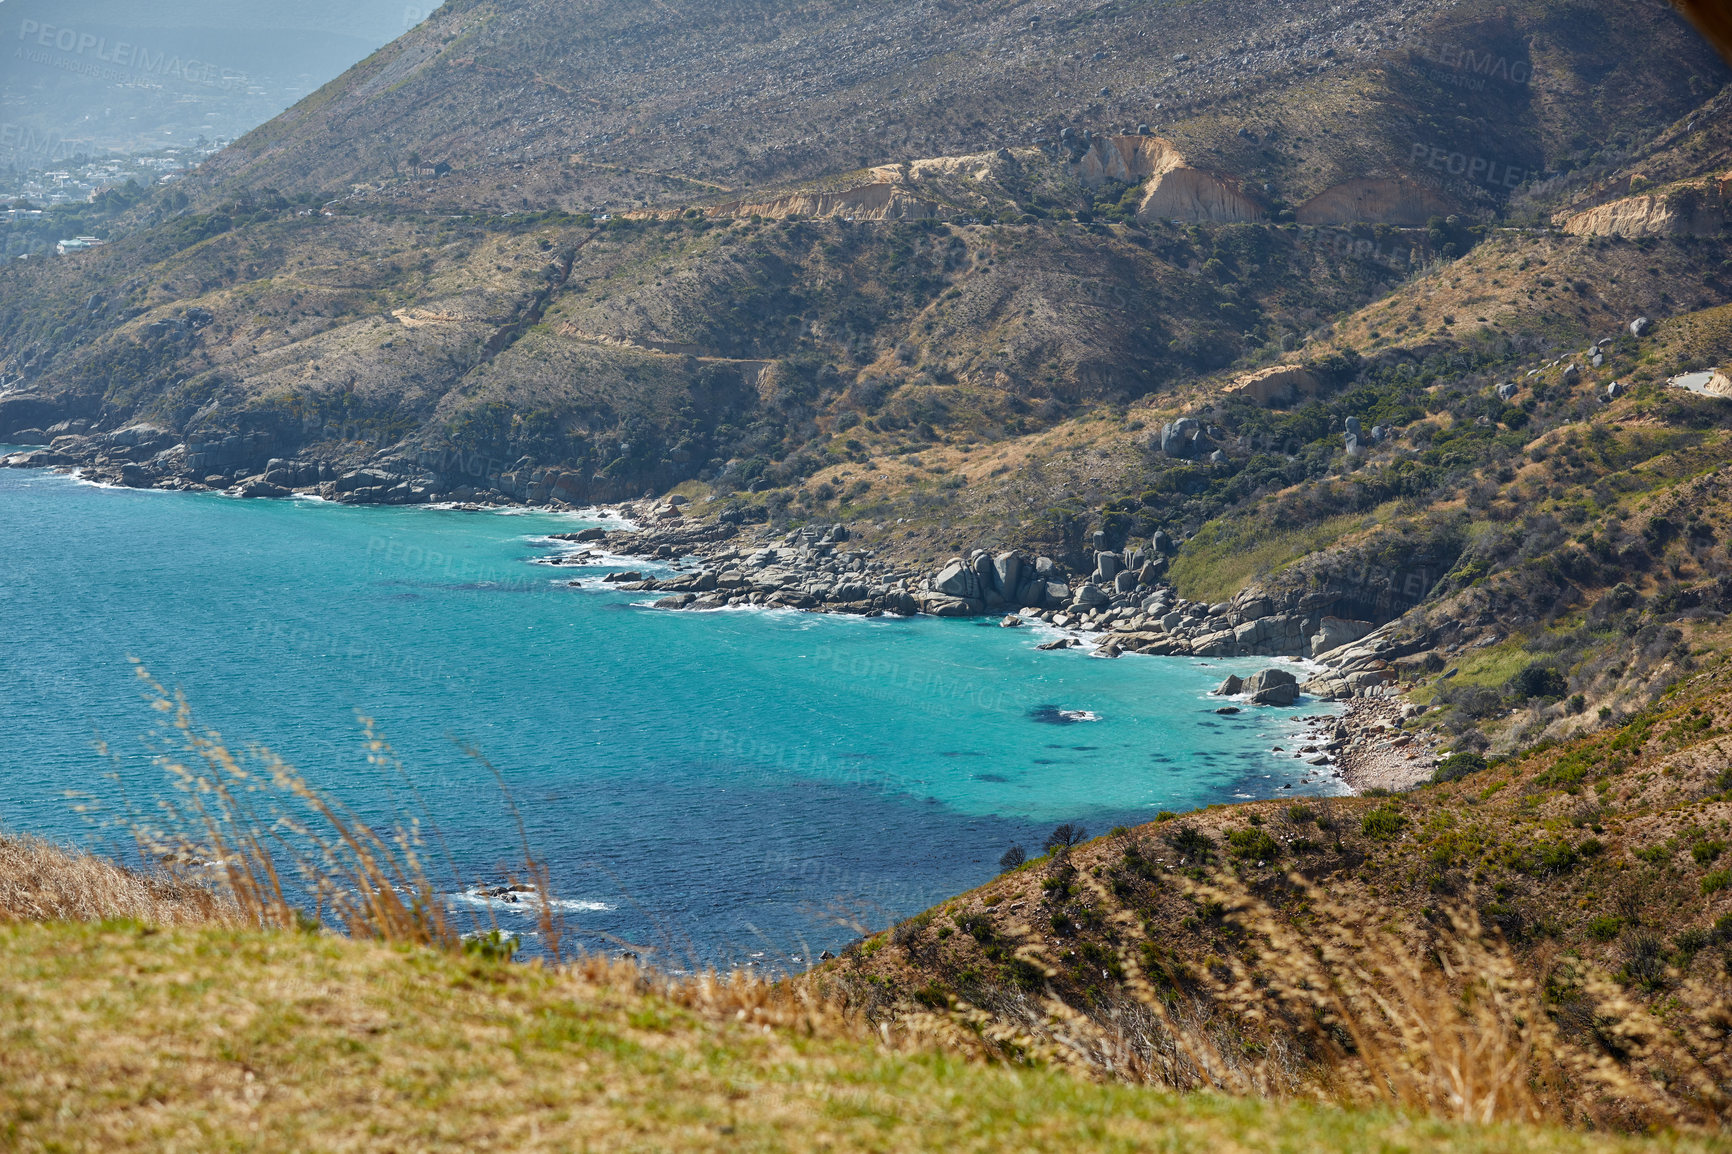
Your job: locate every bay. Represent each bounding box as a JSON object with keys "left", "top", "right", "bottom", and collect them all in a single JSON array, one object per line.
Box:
[{"left": 0, "top": 462, "right": 1339, "bottom": 966}]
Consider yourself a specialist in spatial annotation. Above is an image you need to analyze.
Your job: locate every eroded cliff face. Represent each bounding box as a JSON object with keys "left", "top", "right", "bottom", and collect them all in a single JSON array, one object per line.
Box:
[
  {"left": 1225, "top": 364, "right": 1322, "bottom": 405},
  {"left": 711, "top": 180, "right": 941, "bottom": 222},
  {"left": 1070, "top": 135, "right": 1263, "bottom": 223},
  {"left": 1296, "top": 178, "right": 1459, "bottom": 227},
  {"left": 1556, "top": 182, "right": 1729, "bottom": 237}
]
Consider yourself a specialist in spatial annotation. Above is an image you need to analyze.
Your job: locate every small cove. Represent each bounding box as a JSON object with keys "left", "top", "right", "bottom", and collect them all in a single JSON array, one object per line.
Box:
[{"left": 0, "top": 464, "right": 1339, "bottom": 965}]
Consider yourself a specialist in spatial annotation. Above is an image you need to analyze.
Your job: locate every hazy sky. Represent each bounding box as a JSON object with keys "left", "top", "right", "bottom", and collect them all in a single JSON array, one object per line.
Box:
[{"left": 2, "top": 0, "right": 426, "bottom": 163}]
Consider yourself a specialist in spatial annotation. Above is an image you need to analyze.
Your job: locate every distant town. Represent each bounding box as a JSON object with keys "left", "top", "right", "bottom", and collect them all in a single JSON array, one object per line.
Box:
[{"left": 0, "top": 138, "right": 229, "bottom": 264}]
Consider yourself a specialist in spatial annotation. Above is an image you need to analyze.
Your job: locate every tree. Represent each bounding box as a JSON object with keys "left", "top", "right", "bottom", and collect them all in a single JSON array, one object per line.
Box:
[
  {"left": 1043, "top": 823, "right": 1088, "bottom": 853},
  {"left": 998, "top": 845, "right": 1026, "bottom": 871}
]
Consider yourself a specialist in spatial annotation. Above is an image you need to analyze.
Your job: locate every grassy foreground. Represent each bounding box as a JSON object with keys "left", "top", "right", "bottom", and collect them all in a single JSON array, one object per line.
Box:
[{"left": 0, "top": 921, "right": 1721, "bottom": 1154}]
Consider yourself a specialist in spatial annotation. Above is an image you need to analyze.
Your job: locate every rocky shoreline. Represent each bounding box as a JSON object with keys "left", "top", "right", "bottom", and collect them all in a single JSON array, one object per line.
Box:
[
  {"left": 549, "top": 499, "right": 1442, "bottom": 792},
  {"left": 1, "top": 444, "right": 1439, "bottom": 791},
  {"left": 553, "top": 498, "right": 1431, "bottom": 705}
]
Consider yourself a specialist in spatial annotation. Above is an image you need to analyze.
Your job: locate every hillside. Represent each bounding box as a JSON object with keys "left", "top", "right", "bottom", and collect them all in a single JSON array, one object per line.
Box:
[
  {"left": 0, "top": 0, "right": 1726, "bottom": 521},
  {"left": 827, "top": 659, "right": 1732, "bottom": 1125},
  {"left": 0, "top": 915, "right": 1718, "bottom": 1151}
]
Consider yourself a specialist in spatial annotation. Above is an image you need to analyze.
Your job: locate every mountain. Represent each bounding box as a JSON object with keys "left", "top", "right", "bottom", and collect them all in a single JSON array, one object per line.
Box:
[{"left": 0, "top": 0, "right": 1730, "bottom": 744}]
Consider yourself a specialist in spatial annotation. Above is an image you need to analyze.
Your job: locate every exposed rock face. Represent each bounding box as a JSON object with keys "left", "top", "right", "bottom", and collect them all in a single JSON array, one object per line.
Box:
[
  {"left": 1295, "top": 177, "right": 1458, "bottom": 227},
  {"left": 1225, "top": 365, "right": 1322, "bottom": 406},
  {"left": 1310, "top": 615, "right": 1376, "bottom": 656},
  {"left": 1557, "top": 185, "right": 1727, "bottom": 237},
  {"left": 713, "top": 177, "right": 940, "bottom": 222},
  {"left": 1069, "top": 135, "right": 1262, "bottom": 224}
]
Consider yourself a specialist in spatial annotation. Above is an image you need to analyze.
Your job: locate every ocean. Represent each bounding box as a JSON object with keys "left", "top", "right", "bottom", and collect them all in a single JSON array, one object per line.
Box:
[{"left": 0, "top": 460, "right": 1339, "bottom": 967}]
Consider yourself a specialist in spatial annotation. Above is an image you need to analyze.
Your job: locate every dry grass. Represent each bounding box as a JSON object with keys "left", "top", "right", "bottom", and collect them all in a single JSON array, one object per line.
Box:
[
  {"left": 7, "top": 676, "right": 1731, "bottom": 1147},
  {"left": 0, "top": 835, "right": 235, "bottom": 927},
  {"left": 854, "top": 865, "right": 1732, "bottom": 1134},
  {"left": 3, "top": 919, "right": 1722, "bottom": 1154}
]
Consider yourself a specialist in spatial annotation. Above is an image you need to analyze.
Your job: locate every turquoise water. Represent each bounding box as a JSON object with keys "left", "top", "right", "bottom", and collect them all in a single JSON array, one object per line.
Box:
[{"left": 0, "top": 462, "right": 1336, "bottom": 965}]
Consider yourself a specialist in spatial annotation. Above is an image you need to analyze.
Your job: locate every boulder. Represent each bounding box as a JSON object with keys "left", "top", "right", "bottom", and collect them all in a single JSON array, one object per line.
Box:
[
  {"left": 232, "top": 478, "right": 290, "bottom": 499},
  {"left": 931, "top": 560, "right": 977, "bottom": 599},
  {"left": 1630, "top": 316, "right": 1652, "bottom": 338},
  {"left": 1045, "top": 581, "right": 1072, "bottom": 605},
  {"left": 1244, "top": 667, "right": 1300, "bottom": 706},
  {"left": 1190, "top": 630, "right": 1237, "bottom": 657},
  {"left": 1213, "top": 674, "right": 1244, "bottom": 696},
  {"left": 993, "top": 552, "right": 1023, "bottom": 595},
  {"left": 921, "top": 594, "right": 982, "bottom": 618},
  {"left": 1000, "top": 615, "right": 1022, "bottom": 628},
  {"left": 1072, "top": 584, "right": 1110, "bottom": 609}
]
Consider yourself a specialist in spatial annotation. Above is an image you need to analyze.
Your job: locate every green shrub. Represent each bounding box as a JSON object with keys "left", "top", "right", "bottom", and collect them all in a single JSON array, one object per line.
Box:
[
  {"left": 1701, "top": 869, "right": 1731, "bottom": 895},
  {"left": 1227, "top": 828, "right": 1282, "bottom": 862},
  {"left": 1163, "top": 823, "right": 1215, "bottom": 859},
  {"left": 1691, "top": 840, "right": 1726, "bottom": 865},
  {"left": 1586, "top": 915, "right": 1623, "bottom": 942},
  {"left": 462, "top": 930, "right": 520, "bottom": 962},
  {"left": 1362, "top": 806, "right": 1406, "bottom": 839},
  {"left": 1432, "top": 750, "right": 1488, "bottom": 784}
]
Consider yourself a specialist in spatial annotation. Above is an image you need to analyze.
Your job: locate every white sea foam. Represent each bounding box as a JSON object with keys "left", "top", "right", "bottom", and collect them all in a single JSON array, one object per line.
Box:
[{"left": 449, "top": 889, "right": 615, "bottom": 915}]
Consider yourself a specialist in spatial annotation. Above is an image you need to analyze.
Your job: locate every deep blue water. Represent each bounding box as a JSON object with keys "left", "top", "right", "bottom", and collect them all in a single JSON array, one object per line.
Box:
[{"left": 0, "top": 461, "right": 1337, "bottom": 967}]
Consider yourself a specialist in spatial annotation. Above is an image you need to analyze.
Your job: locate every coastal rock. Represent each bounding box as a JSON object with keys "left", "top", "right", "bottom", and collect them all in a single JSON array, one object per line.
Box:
[
  {"left": 232, "top": 478, "right": 291, "bottom": 499},
  {"left": 1190, "top": 629, "right": 1237, "bottom": 657},
  {"left": 1000, "top": 614, "right": 1022, "bottom": 628},
  {"left": 919, "top": 593, "right": 981, "bottom": 617},
  {"left": 1071, "top": 584, "right": 1110, "bottom": 609},
  {"left": 1310, "top": 616, "right": 1376, "bottom": 656},
  {"left": 931, "top": 560, "right": 979, "bottom": 599},
  {"left": 1244, "top": 667, "right": 1300, "bottom": 706},
  {"left": 1213, "top": 674, "right": 1244, "bottom": 696}
]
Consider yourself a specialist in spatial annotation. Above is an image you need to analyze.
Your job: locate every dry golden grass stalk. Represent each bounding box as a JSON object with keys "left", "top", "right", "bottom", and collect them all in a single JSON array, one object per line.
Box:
[
  {"left": 900, "top": 861, "right": 1731, "bottom": 1132},
  {"left": 125, "top": 663, "right": 459, "bottom": 948},
  {"left": 0, "top": 834, "right": 237, "bottom": 926}
]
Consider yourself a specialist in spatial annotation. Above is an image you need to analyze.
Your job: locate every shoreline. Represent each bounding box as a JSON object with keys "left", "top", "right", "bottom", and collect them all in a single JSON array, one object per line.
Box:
[
  {"left": 555, "top": 502, "right": 1430, "bottom": 796},
  {"left": 4, "top": 457, "right": 1435, "bottom": 794}
]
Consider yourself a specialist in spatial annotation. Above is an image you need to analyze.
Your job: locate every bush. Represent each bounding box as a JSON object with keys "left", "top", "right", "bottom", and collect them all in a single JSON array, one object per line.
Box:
[
  {"left": 999, "top": 845, "right": 1027, "bottom": 871},
  {"left": 955, "top": 912, "right": 995, "bottom": 942},
  {"left": 1431, "top": 750, "right": 1488, "bottom": 784},
  {"left": 1691, "top": 840, "right": 1725, "bottom": 865},
  {"left": 1505, "top": 663, "right": 1568, "bottom": 702},
  {"left": 1702, "top": 869, "right": 1731, "bottom": 895},
  {"left": 1586, "top": 915, "right": 1623, "bottom": 942},
  {"left": 1675, "top": 927, "right": 1711, "bottom": 959},
  {"left": 1162, "top": 823, "right": 1214, "bottom": 859},
  {"left": 1362, "top": 806, "right": 1406, "bottom": 839},
  {"left": 1227, "top": 828, "right": 1282, "bottom": 862}
]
